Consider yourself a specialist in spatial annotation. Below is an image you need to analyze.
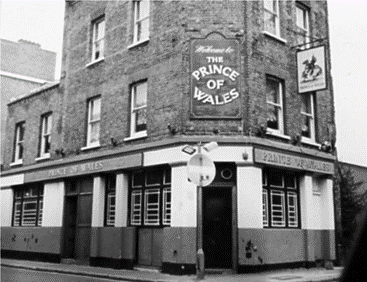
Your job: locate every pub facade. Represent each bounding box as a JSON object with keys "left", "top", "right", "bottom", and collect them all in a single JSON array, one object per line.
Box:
[{"left": 1, "top": 0, "right": 337, "bottom": 274}]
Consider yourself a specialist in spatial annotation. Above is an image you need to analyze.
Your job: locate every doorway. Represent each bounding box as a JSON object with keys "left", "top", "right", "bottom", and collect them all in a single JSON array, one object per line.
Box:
[
  {"left": 203, "top": 187, "right": 232, "bottom": 268},
  {"left": 63, "top": 177, "right": 93, "bottom": 262}
]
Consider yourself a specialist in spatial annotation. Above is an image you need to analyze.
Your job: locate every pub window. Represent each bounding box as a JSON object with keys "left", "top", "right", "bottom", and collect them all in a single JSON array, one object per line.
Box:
[
  {"left": 105, "top": 174, "right": 116, "bottom": 226},
  {"left": 12, "top": 184, "right": 44, "bottom": 227},
  {"left": 129, "top": 167, "right": 171, "bottom": 226},
  {"left": 13, "top": 122, "right": 25, "bottom": 163},
  {"left": 264, "top": 0, "right": 280, "bottom": 37},
  {"left": 132, "top": 0, "right": 150, "bottom": 44},
  {"left": 266, "top": 76, "right": 284, "bottom": 135},
  {"left": 262, "top": 169, "right": 300, "bottom": 228},
  {"left": 39, "top": 112, "right": 52, "bottom": 158}
]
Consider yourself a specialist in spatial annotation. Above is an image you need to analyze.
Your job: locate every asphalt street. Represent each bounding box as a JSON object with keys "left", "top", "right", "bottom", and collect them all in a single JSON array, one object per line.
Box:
[{"left": 1, "top": 266, "right": 130, "bottom": 282}]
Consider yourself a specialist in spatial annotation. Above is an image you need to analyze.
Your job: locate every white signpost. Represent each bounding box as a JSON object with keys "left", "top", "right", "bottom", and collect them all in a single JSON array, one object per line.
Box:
[{"left": 185, "top": 142, "right": 217, "bottom": 280}]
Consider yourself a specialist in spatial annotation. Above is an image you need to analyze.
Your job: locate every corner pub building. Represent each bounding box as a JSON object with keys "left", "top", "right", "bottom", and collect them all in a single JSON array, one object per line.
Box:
[{"left": 1, "top": 0, "right": 337, "bottom": 274}]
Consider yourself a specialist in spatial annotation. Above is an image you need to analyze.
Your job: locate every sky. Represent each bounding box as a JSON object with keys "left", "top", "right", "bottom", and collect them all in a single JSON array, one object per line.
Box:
[{"left": 0, "top": 0, "right": 366, "bottom": 167}]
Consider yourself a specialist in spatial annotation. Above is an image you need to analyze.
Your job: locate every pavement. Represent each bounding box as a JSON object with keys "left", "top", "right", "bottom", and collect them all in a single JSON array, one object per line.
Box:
[{"left": 1, "top": 258, "right": 343, "bottom": 282}]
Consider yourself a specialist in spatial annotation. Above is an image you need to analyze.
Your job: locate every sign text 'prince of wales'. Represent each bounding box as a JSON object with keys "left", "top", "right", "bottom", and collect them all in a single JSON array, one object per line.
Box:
[{"left": 190, "top": 33, "right": 241, "bottom": 119}]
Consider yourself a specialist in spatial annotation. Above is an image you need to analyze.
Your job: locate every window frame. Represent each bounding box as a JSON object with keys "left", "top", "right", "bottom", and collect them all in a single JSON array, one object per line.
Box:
[
  {"left": 104, "top": 174, "right": 116, "bottom": 227},
  {"left": 129, "top": 167, "right": 171, "bottom": 227},
  {"left": 295, "top": 3, "right": 310, "bottom": 48},
  {"left": 262, "top": 169, "right": 300, "bottom": 229},
  {"left": 13, "top": 122, "right": 25, "bottom": 163},
  {"left": 129, "top": 81, "right": 147, "bottom": 138},
  {"left": 301, "top": 93, "right": 316, "bottom": 142},
  {"left": 86, "top": 96, "right": 101, "bottom": 148},
  {"left": 266, "top": 76, "right": 285, "bottom": 135},
  {"left": 91, "top": 16, "right": 105, "bottom": 62},
  {"left": 264, "top": 0, "right": 280, "bottom": 37},
  {"left": 39, "top": 112, "right": 52, "bottom": 158},
  {"left": 133, "top": 0, "right": 150, "bottom": 45},
  {"left": 12, "top": 184, "right": 44, "bottom": 227}
]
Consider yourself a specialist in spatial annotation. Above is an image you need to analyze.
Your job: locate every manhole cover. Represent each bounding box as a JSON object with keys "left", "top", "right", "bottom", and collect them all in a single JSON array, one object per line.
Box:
[{"left": 271, "top": 275, "right": 303, "bottom": 280}]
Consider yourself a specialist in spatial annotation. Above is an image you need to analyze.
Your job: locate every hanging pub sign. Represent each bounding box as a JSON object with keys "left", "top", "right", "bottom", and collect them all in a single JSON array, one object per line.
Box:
[
  {"left": 190, "top": 32, "right": 241, "bottom": 119},
  {"left": 297, "top": 45, "right": 327, "bottom": 94}
]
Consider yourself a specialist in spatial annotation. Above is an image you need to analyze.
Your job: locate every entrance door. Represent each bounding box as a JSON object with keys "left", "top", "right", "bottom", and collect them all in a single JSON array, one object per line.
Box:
[
  {"left": 63, "top": 177, "right": 93, "bottom": 262},
  {"left": 203, "top": 188, "right": 232, "bottom": 268}
]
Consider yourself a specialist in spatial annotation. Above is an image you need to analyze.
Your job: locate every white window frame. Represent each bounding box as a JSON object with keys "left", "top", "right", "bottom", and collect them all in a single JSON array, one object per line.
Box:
[
  {"left": 296, "top": 3, "right": 310, "bottom": 48},
  {"left": 13, "top": 186, "right": 43, "bottom": 227},
  {"left": 86, "top": 96, "right": 101, "bottom": 148},
  {"left": 301, "top": 93, "right": 316, "bottom": 142},
  {"left": 266, "top": 77, "right": 284, "bottom": 135},
  {"left": 131, "top": 190, "right": 143, "bottom": 225},
  {"left": 133, "top": 0, "right": 150, "bottom": 44},
  {"left": 163, "top": 188, "right": 171, "bottom": 225},
  {"left": 270, "top": 190, "right": 286, "bottom": 227},
  {"left": 91, "top": 16, "right": 105, "bottom": 62},
  {"left": 105, "top": 175, "right": 116, "bottom": 226},
  {"left": 263, "top": 189, "right": 269, "bottom": 227},
  {"left": 129, "top": 81, "right": 147, "bottom": 138},
  {"left": 287, "top": 192, "right": 298, "bottom": 227},
  {"left": 264, "top": 0, "right": 280, "bottom": 37},
  {"left": 13, "top": 122, "right": 25, "bottom": 163},
  {"left": 40, "top": 113, "right": 52, "bottom": 158}
]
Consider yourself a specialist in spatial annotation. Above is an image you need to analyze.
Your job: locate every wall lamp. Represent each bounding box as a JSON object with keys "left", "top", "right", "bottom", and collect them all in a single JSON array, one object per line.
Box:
[{"left": 55, "top": 148, "right": 65, "bottom": 157}]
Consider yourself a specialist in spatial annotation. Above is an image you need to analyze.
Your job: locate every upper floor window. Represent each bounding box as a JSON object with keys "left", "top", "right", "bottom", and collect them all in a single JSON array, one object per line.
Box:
[
  {"left": 13, "top": 184, "right": 43, "bottom": 227},
  {"left": 87, "top": 96, "right": 101, "bottom": 147},
  {"left": 264, "top": 0, "right": 280, "bottom": 37},
  {"left": 266, "top": 76, "right": 284, "bottom": 135},
  {"left": 296, "top": 3, "right": 310, "bottom": 47},
  {"left": 133, "top": 0, "right": 150, "bottom": 44},
  {"left": 130, "top": 81, "right": 147, "bottom": 138},
  {"left": 13, "top": 122, "right": 25, "bottom": 163},
  {"left": 91, "top": 16, "right": 105, "bottom": 62},
  {"left": 262, "top": 169, "right": 300, "bottom": 228},
  {"left": 301, "top": 93, "right": 316, "bottom": 141},
  {"left": 39, "top": 113, "right": 52, "bottom": 158}
]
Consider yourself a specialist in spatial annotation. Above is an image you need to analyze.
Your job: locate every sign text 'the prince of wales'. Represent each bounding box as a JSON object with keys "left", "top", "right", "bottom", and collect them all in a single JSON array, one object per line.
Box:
[{"left": 190, "top": 33, "right": 241, "bottom": 119}]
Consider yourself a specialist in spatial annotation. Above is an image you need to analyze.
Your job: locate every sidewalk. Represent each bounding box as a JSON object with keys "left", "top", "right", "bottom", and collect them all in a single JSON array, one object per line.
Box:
[{"left": 1, "top": 258, "right": 342, "bottom": 282}]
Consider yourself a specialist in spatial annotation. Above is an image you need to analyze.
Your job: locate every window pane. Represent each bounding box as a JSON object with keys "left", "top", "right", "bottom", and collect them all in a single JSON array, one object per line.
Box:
[
  {"left": 89, "top": 122, "right": 100, "bottom": 144},
  {"left": 106, "top": 193, "right": 116, "bottom": 226},
  {"left": 301, "top": 95, "right": 311, "bottom": 114},
  {"left": 267, "top": 104, "right": 279, "bottom": 130},
  {"left": 285, "top": 173, "right": 296, "bottom": 189},
  {"left": 134, "top": 83, "right": 147, "bottom": 109},
  {"left": 263, "top": 189, "right": 269, "bottom": 227},
  {"left": 163, "top": 188, "right": 171, "bottom": 225},
  {"left": 134, "top": 107, "right": 147, "bottom": 133},
  {"left": 146, "top": 169, "right": 161, "bottom": 186},
  {"left": 302, "top": 116, "right": 311, "bottom": 138},
  {"left": 13, "top": 201, "right": 21, "bottom": 226},
  {"left": 271, "top": 190, "right": 285, "bottom": 227},
  {"left": 132, "top": 171, "right": 144, "bottom": 187},
  {"left": 264, "top": 10, "right": 277, "bottom": 34},
  {"left": 296, "top": 6, "right": 305, "bottom": 28},
  {"left": 268, "top": 170, "right": 283, "bottom": 187},
  {"left": 131, "top": 190, "right": 142, "bottom": 225},
  {"left": 266, "top": 79, "right": 279, "bottom": 104},
  {"left": 138, "top": 0, "right": 149, "bottom": 19},
  {"left": 22, "top": 200, "right": 38, "bottom": 226},
  {"left": 288, "top": 192, "right": 298, "bottom": 227},
  {"left": 144, "top": 189, "right": 160, "bottom": 225},
  {"left": 164, "top": 168, "right": 171, "bottom": 184},
  {"left": 38, "top": 200, "right": 43, "bottom": 226},
  {"left": 90, "top": 98, "right": 101, "bottom": 121}
]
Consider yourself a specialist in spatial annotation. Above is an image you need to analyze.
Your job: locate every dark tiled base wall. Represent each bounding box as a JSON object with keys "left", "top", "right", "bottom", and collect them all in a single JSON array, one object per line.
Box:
[
  {"left": 1, "top": 250, "right": 61, "bottom": 263},
  {"left": 89, "top": 257, "right": 134, "bottom": 270}
]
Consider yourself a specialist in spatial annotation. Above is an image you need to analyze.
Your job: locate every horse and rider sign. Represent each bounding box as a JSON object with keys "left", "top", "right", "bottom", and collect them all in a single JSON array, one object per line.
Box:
[{"left": 296, "top": 45, "right": 327, "bottom": 94}]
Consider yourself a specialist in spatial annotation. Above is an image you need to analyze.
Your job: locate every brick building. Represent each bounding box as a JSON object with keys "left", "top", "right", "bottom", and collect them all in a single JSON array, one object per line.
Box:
[
  {"left": 0, "top": 39, "right": 56, "bottom": 164},
  {"left": 1, "top": 0, "right": 337, "bottom": 274}
]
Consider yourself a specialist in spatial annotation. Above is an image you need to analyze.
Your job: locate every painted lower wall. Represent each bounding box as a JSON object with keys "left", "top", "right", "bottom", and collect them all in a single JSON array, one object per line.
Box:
[
  {"left": 238, "top": 228, "right": 335, "bottom": 266},
  {"left": 1, "top": 227, "right": 62, "bottom": 254}
]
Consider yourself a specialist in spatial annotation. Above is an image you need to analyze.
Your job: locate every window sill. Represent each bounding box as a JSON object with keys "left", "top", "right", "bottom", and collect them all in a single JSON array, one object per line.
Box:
[
  {"left": 301, "top": 138, "right": 321, "bottom": 148},
  {"left": 86, "top": 57, "right": 105, "bottom": 68},
  {"left": 10, "top": 160, "right": 23, "bottom": 167},
  {"left": 81, "top": 143, "right": 101, "bottom": 151},
  {"left": 266, "top": 130, "right": 291, "bottom": 140},
  {"left": 127, "top": 38, "right": 150, "bottom": 49},
  {"left": 124, "top": 132, "right": 147, "bottom": 142},
  {"left": 262, "top": 31, "right": 287, "bottom": 44},
  {"left": 35, "top": 154, "right": 51, "bottom": 162}
]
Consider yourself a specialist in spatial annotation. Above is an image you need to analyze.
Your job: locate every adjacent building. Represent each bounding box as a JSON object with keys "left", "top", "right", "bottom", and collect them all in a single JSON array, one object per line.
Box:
[
  {"left": 0, "top": 39, "right": 56, "bottom": 165},
  {"left": 1, "top": 0, "right": 337, "bottom": 274}
]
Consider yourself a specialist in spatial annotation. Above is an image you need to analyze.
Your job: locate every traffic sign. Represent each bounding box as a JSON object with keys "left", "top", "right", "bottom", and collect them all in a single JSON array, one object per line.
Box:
[{"left": 187, "top": 153, "right": 216, "bottom": 187}]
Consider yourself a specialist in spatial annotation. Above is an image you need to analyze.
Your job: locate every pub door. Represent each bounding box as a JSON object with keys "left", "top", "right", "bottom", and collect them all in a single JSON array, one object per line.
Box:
[
  {"left": 63, "top": 177, "right": 93, "bottom": 263},
  {"left": 203, "top": 187, "right": 232, "bottom": 268}
]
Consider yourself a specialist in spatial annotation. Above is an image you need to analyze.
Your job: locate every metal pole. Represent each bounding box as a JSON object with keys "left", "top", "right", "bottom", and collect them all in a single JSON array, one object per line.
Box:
[{"left": 196, "top": 143, "right": 205, "bottom": 280}]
